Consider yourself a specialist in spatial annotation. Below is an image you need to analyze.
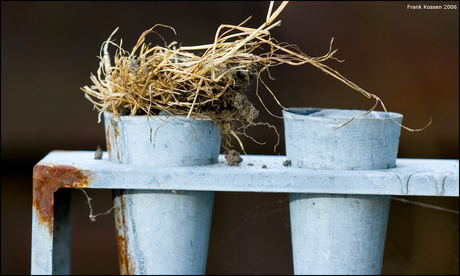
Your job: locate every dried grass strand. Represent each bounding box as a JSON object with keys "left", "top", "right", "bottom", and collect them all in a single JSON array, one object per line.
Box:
[{"left": 81, "top": 1, "right": 429, "bottom": 153}]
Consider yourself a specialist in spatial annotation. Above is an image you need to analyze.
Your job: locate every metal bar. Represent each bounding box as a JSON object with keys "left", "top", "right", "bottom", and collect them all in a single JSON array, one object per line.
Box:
[
  {"left": 35, "top": 151, "right": 459, "bottom": 196},
  {"left": 31, "top": 206, "right": 53, "bottom": 274},
  {"left": 31, "top": 151, "right": 459, "bottom": 275},
  {"left": 31, "top": 161, "right": 96, "bottom": 275}
]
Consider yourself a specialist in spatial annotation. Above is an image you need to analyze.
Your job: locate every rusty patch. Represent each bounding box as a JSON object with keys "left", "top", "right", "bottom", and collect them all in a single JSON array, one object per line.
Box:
[
  {"left": 106, "top": 125, "right": 112, "bottom": 154},
  {"left": 117, "top": 234, "right": 131, "bottom": 275},
  {"left": 112, "top": 120, "right": 121, "bottom": 163},
  {"left": 114, "top": 193, "right": 134, "bottom": 275},
  {"left": 106, "top": 115, "right": 122, "bottom": 163},
  {"left": 32, "top": 163, "right": 95, "bottom": 235}
]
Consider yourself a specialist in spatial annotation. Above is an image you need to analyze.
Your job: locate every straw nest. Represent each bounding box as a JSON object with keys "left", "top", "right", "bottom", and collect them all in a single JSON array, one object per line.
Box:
[{"left": 82, "top": 1, "right": 428, "bottom": 152}]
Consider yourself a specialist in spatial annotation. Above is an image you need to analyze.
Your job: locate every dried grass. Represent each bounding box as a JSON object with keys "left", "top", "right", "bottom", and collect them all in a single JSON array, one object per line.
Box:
[{"left": 82, "top": 1, "right": 429, "bottom": 152}]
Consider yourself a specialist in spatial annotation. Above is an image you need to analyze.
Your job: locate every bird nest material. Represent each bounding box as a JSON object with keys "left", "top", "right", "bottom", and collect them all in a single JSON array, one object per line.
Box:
[{"left": 82, "top": 1, "right": 428, "bottom": 152}]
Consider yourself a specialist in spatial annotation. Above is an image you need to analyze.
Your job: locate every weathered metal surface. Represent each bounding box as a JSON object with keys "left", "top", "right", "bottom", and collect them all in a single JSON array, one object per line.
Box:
[
  {"left": 103, "top": 112, "right": 221, "bottom": 166},
  {"left": 33, "top": 162, "right": 95, "bottom": 234},
  {"left": 34, "top": 151, "right": 459, "bottom": 196},
  {"left": 290, "top": 194, "right": 391, "bottom": 274},
  {"left": 31, "top": 160, "right": 96, "bottom": 275},
  {"left": 31, "top": 207, "right": 53, "bottom": 274},
  {"left": 284, "top": 108, "right": 400, "bottom": 274},
  {"left": 114, "top": 190, "right": 215, "bottom": 274},
  {"left": 104, "top": 113, "right": 220, "bottom": 274},
  {"left": 105, "top": 114, "right": 121, "bottom": 163},
  {"left": 113, "top": 190, "right": 133, "bottom": 275},
  {"left": 30, "top": 150, "right": 458, "bottom": 274},
  {"left": 283, "top": 108, "right": 403, "bottom": 170}
]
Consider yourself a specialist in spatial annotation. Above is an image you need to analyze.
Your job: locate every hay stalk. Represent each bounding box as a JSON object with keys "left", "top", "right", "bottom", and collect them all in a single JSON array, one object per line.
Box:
[{"left": 82, "top": 1, "right": 430, "bottom": 152}]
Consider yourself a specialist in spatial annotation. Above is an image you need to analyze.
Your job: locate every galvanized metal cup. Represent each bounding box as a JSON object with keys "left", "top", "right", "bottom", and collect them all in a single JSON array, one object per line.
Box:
[
  {"left": 104, "top": 112, "right": 221, "bottom": 275},
  {"left": 283, "top": 107, "right": 402, "bottom": 275},
  {"left": 283, "top": 107, "right": 403, "bottom": 170},
  {"left": 104, "top": 112, "right": 221, "bottom": 166}
]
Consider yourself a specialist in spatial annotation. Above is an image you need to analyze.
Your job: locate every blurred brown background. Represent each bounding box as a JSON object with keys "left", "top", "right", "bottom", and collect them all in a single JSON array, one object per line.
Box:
[{"left": 1, "top": 1, "right": 458, "bottom": 274}]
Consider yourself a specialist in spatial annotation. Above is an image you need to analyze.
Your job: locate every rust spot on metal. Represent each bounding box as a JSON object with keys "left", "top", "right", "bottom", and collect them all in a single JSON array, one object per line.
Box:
[
  {"left": 113, "top": 120, "right": 121, "bottom": 163},
  {"left": 106, "top": 125, "right": 112, "bottom": 154},
  {"left": 117, "top": 234, "right": 131, "bottom": 275},
  {"left": 106, "top": 116, "right": 122, "bottom": 163},
  {"left": 32, "top": 163, "right": 95, "bottom": 235},
  {"left": 114, "top": 193, "right": 135, "bottom": 274}
]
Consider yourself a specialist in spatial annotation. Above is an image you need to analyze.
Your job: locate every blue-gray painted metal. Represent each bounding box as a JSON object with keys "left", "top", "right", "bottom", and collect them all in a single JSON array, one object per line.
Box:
[
  {"left": 114, "top": 190, "right": 214, "bottom": 274},
  {"left": 104, "top": 112, "right": 221, "bottom": 166},
  {"left": 284, "top": 108, "right": 400, "bottom": 275},
  {"left": 290, "top": 194, "right": 391, "bottom": 274},
  {"left": 104, "top": 112, "right": 219, "bottom": 275},
  {"left": 30, "top": 151, "right": 458, "bottom": 274},
  {"left": 31, "top": 188, "right": 72, "bottom": 275},
  {"left": 283, "top": 108, "right": 403, "bottom": 170},
  {"left": 35, "top": 151, "right": 459, "bottom": 196},
  {"left": 30, "top": 110, "right": 458, "bottom": 275},
  {"left": 31, "top": 208, "right": 53, "bottom": 275}
]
